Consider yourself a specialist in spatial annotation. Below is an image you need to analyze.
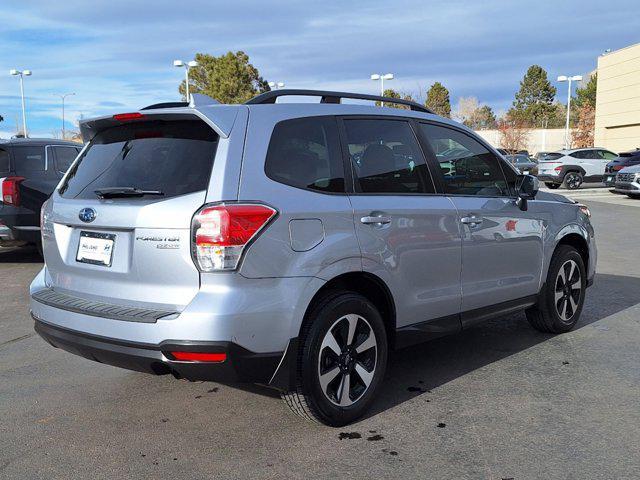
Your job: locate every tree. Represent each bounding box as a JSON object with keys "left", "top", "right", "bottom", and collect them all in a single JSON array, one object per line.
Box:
[
  {"left": 454, "top": 97, "right": 497, "bottom": 129},
  {"left": 574, "top": 73, "right": 597, "bottom": 109},
  {"left": 178, "top": 51, "right": 270, "bottom": 104},
  {"left": 375, "top": 88, "right": 415, "bottom": 109},
  {"left": 497, "top": 112, "right": 531, "bottom": 152},
  {"left": 572, "top": 104, "right": 595, "bottom": 148},
  {"left": 425, "top": 82, "right": 451, "bottom": 117},
  {"left": 509, "top": 65, "right": 557, "bottom": 127}
]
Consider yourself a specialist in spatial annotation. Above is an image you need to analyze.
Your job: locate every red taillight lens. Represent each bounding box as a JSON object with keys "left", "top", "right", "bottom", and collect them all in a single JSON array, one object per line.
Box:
[
  {"left": 612, "top": 165, "right": 624, "bottom": 171},
  {"left": 192, "top": 204, "right": 276, "bottom": 271},
  {"left": 169, "top": 351, "right": 227, "bottom": 363},
  {"left": 113, "top": 112, "right": 145, "bottom": 121},
  {"left": 554, "top": 166, "right": 563, "bottom": 173},
  {"left": 1, "top": 176, "right": 25, "bottom": 206}
]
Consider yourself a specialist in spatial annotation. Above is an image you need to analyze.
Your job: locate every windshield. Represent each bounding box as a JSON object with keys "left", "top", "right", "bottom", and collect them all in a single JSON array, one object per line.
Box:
[{"left": 59, "top": 119, "right": 218, "bottom": 200}]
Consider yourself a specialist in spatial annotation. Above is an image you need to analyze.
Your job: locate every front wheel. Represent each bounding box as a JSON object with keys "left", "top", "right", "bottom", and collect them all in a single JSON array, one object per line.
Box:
[
  {"left": 281, "top": 292, "right": 388, "bottom": 426},
  {"left": 526, "top": 245, "right": 586, "bottom": 333},
  {"left": 545, "top": 182, "right": 561, "bottom": 189},
  {"left": 563, "top": 172, "right": 583, "bottom": 190}
]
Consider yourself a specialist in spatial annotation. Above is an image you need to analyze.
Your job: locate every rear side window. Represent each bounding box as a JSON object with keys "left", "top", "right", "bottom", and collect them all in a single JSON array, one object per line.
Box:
[
  {"left": 0, "top": 148, "right": 9, "bottom": 174},
  {"left": 265, "top": 117, "right": 344, "bottom": 193},
  {"left": 570, "top": 150, "right": 590, "bottom": 159},
  {"left": 12, "top": 146, "right": 45, "bottom": 174},
  {"left": 344, "top": 119, "right": 433, "bottom": 194},
  {"left": 59, "top": 120, "right": 218, "bottom": 199},
  {"left": 53, "top": 146, "right": 80, "bottom": 174},
  {"left": 542, "top": 153, "right": 563, "bottom": 161},
  {"left": 419, "top": 123, "right": 510, "bottom": 197}
]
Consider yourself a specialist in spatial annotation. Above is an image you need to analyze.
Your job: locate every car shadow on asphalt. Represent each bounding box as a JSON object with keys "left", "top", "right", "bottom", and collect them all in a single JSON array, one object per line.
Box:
[
  {"left": 364, "top": 273, "right": 640, "bottom": 420},
  {"left": 0, "top": 246, "right": 43, "bottom": 264}
]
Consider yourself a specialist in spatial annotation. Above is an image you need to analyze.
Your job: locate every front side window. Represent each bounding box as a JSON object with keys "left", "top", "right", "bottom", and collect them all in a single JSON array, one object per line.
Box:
[
  {"left": 12, "top": 146, "right": 45, "bottom": 174},
  {"left": 419, "top": 123, "right": 510, "bottom": 197},
  {"left": 599, "top": 150, "right": 617, "bottom": 160},
  {"left": 265, "top": 116, "right": 344, "bottom": 193},
  {"left": 343, "top": 119, "right": 433, "bottom": 194},
  {"left": 570, "top": 150, "right": 589, "bottom": 159}
]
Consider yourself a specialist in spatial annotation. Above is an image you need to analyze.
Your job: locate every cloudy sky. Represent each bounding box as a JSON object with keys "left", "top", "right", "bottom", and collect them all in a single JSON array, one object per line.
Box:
[{"left": 0, "top": 0, "right": 638, "bottom": 138}]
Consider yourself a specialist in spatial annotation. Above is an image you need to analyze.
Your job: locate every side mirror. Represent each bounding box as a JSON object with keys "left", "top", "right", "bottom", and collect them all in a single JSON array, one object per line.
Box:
[{"left": 516, "top": 174, "right": 539, "bottom": 211}]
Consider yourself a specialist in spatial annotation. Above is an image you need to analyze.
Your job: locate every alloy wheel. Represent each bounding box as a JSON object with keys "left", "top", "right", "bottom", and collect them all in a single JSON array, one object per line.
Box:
[
  {"left": 317, "top": 314, "right": 377, "bottom": 407},
  {"left": 554, "top": 259, "right": 582, "bottom": 322}
]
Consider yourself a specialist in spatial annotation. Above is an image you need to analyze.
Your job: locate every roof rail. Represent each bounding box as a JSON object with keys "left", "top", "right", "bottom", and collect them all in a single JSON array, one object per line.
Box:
[{"left": 245, "top": 89, "right": 434, "bottom": 114}]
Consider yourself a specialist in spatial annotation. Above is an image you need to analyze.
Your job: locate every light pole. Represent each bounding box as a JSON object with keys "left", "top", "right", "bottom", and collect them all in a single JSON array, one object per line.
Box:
[
  {"left": 174, "top": 59, "right": 199, "bottom": 103},
  {"left": 557, "top": 75, "right": 582, "bottom": 149},
  {"left": 268, "top": 81, "right": 285, "bottom": 90},
  {"left": 10, "top": 69, "right": 32, "bottom": 137},
  {"left": 54, "top": 92, "right": 75, "bottom": 140},
  {"left": 370, "top": 73, "right": 394, "bottom": 106}
]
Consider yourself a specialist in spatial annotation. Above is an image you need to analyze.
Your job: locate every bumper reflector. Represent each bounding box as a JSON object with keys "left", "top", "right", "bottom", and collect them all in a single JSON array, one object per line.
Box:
[{"left": 169, "top": 351, "right": 227, "bottom": 363}]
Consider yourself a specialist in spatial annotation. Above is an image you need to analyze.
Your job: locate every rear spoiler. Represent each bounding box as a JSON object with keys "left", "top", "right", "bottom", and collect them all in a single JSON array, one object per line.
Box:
[{"left": 79, "top": 98, "right": 240, "bottom": 143}]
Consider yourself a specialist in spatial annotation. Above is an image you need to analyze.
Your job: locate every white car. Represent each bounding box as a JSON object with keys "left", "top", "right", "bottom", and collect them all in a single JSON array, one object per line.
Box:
[
  {"left": 614, "top": 164, "right": 640, "bottom": 198},
  {"left": 537, "top": 148, "right": 617, "bottom": 190}
]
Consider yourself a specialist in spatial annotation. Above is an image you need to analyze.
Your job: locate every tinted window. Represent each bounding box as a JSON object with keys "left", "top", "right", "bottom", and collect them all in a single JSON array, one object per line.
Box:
[
  {"left": 599, "top": 150, "right": 617, "bottom": 160},
  {"left": 12, "top": 146, "right": 45, "bottom": 173},
  {"left": 0, "top": 148, "right": 9, "bottom": 174},
  {"left": 53, "top": 146, "right": 79, "bottom": 174},
  {"left": 60, "top": 120, "right": 218, "bottom": 199},
  {"left": 420, "top": 123, "right": 510, "bottom": 196},
  {"left": 542, "top": 153, "right": 563, "bottom": 161},
  {"left": 344, "top": 119, "right": 433, "bottom": 194},
  {"left": 265, "top": 117, "right": 344, "bottom": 193},
  {"left": 570, "top": 150, "right": 589, "bottom": 159}
]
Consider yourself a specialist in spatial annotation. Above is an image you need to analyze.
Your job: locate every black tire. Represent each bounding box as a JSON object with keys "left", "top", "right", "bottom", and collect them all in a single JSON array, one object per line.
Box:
[
  {"left": 626, "top": 194, "right": 640, "bottom": 199},
  {"left": 526, "top": 245, "right": 586, "bottom": 333},
  {"left": 281, "top": 291, "right": 388, "bottom": 426},
  {"left": 545, "top": 182, "right": 561, "bottom": 189},
  {"left": 563, "top": 171, "right": 583, "bottom": 190},
  {"left": 35, "top": 241, "right": 44, "bottom": 259}
]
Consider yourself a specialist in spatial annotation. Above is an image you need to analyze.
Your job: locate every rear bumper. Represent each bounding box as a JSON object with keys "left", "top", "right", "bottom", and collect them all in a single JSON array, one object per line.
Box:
[
  {"left": 33, "top": 315, "right": 284, "bottom": 384},
  {"left": 537, "top": 174, "right": 562, "bottom": 184}
]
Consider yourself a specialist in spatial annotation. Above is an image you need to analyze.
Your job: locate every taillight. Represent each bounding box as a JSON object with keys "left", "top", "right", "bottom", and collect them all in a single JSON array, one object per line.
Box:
[
  {"left": 192, "top": 203, "right": 277, "bottom": 271},
  {"left": 554, "top": 166, "right": 563, "bottom": 173},
  {"left": 1, "top": 176, "right": 25, "bottom": 206},
  {"left": 612, "top": 165, "right": 624, "bottom": 171},
  {"left": 169, "top": 351, "right": 227, "bottom": 363}
]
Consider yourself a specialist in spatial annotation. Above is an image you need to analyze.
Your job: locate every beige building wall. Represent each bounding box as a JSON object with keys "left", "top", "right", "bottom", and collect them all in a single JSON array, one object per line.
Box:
[
  {"left": 476, "top": 128, "right": 567, "bottom": 154},
  {"left": 594, "top": 42, "right": 640, "bottom": 153}
]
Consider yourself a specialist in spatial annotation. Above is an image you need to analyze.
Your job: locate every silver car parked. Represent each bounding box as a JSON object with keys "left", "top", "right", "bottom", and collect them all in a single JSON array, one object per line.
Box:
[{"left": 30, "top": 90, "right": 597, "bottom": 426}]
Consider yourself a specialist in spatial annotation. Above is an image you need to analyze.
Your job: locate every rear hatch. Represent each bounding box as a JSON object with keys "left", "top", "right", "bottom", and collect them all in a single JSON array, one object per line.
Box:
[
  {"left": 42, "top": 116, "right": 219, "bottom": 310},
  {"left": 537, "top": 152, "right": 564, "bottom": 175}
]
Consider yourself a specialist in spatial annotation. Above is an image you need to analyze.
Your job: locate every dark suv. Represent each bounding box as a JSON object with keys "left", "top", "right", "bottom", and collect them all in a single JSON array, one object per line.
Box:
[
  {"left": 1, "top": 138, "right": 82, "bottom": 251},
  {"left": 603, "top": 149, "right": 640, "bottom": 187}
]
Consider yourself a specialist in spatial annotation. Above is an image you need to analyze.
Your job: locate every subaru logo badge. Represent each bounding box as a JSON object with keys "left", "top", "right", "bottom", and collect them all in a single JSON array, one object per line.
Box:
[{"left": 79, "top": 208, "right": 97, "bottom": 223}]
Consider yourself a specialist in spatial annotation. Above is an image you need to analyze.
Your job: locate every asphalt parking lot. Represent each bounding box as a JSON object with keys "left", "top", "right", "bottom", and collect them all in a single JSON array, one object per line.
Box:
[{"left": 1, "top": 195, "right": 639, "bottom": 479}]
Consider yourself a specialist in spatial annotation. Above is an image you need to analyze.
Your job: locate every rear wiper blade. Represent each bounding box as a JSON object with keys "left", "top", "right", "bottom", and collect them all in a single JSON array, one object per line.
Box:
[{"left": 94, "top": 187, "right": 164, "bottom": 199}]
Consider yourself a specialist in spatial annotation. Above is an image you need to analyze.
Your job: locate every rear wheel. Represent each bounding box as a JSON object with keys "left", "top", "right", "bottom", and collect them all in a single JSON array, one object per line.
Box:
[
  {"left": 545, "top": 182, "right": 561, "bottom": 189},
  {"left": 281, "top": 292, "right": 388, "bottom": 426},
  {"left": 526, "top": 245, "right": 586, "bottom": 333},
  {"left": 563, "top": 172, "right": 583, "bottom": 190}
]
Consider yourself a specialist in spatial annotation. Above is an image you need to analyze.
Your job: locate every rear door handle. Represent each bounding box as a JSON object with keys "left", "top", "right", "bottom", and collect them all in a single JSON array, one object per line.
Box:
[
  {"left": 361, "top": 215, "right": 391, "bottom": 225},
  {"left": 461, "top": 216, "right": 483, "bottom": 225}
]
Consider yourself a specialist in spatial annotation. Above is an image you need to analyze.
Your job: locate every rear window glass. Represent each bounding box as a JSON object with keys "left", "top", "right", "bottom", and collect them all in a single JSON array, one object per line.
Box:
[
  {"left": 0, "top": 148, "right": 9, "bottom": 174},
  {"left": 59, "top": 120, "right": 218, "bottom": 199},
  {"left": 12, "top": 146, "right": 45, "bottom": 173}
]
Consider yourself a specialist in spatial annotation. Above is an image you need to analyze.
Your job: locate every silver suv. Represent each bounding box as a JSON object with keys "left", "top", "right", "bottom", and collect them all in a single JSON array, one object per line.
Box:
[{"left": 30, "top": 90, "right": 596, "bottom": 426}]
